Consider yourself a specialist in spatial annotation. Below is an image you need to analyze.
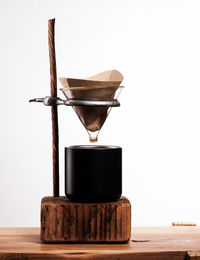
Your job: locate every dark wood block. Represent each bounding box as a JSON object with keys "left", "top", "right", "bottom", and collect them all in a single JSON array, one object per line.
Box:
[{"left": 41, "top": 196, "right": 131, "bottom": 243}]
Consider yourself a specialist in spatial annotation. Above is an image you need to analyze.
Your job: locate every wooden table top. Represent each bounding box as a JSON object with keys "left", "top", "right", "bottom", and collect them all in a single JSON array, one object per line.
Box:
[{"left": 0, "top": 227, "right": 200, "bottom": 259}]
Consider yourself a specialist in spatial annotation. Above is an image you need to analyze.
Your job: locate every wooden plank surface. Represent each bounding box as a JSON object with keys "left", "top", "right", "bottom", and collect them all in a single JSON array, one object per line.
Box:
[{"left": 0, "top": 227, "right": 200, "bottom": 259}]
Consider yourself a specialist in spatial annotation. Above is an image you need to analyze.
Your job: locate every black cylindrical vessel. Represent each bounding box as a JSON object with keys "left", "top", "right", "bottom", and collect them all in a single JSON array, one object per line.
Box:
[{"left": 65, "top": 145, "right": 122, "bottom": 203}]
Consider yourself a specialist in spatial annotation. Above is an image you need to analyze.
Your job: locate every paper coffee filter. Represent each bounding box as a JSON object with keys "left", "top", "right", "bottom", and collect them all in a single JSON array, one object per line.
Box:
[
  {"left": 85, "top": 69, "right": 123, "bottom": 82},
  {"left": 61, "top": 85, "right": 120, "bottom": 101},
  {"left": 59, "top": 69, "right": 124, "bottom": 89},
  {"left": 59, "top": 70, "right": 124, "bottom": 142}
]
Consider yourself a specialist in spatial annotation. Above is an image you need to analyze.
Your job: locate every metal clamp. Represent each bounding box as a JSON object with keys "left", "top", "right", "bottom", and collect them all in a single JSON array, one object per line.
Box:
[{"left": 29, "top": 96, "right": 120, "bottom": 107}]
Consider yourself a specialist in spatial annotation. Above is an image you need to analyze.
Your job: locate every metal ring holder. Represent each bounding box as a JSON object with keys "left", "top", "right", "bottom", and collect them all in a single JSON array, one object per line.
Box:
[{"left": 29, "top": 96, "right": 120, "bottom": 107}]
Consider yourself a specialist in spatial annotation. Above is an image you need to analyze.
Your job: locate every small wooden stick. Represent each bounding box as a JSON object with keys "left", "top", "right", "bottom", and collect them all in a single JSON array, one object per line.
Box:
[
  {"left": 48, "top": 18, "right": 59, "bottom": 197},
  {"left": 172, "top": 222, "right": 196, "bottom": 226}
]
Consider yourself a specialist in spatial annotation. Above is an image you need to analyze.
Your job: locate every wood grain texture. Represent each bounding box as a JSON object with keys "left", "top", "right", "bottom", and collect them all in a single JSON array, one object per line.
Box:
[
  {"left": 1, "top": 227, "right": 200, "bottom": 259},
  {"left": 188, "top": 251, "right": 200, "bottom": 259},
  {"left": 41, "top": 196, "right": 131, "bottom": 242}
]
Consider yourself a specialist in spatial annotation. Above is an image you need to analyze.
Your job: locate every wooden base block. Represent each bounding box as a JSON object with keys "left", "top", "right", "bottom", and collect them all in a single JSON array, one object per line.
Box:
[{"left": 41, "top": 196, "right": 131, "bottom": 243}]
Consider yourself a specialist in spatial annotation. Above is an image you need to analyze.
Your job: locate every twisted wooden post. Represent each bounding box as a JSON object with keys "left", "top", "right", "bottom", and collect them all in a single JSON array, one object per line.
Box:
[{"left": 48, "top": 18, "right": 59, "bottom": 197}]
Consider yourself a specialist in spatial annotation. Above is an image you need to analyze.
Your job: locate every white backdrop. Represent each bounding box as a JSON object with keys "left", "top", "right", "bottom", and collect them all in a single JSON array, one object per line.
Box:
[{"left": 1, "top": 0, "right": 200, "bottom": 227}]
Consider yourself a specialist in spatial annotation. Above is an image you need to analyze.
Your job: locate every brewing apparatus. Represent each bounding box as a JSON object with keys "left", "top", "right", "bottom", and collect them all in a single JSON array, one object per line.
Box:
[{"left": 30, "top": 18, "right": 131, "bottom": 243}]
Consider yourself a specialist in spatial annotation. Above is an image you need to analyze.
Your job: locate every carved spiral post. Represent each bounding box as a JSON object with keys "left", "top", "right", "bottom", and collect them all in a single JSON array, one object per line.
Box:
[{"left": 48, "top": 18, "right": 59, "bottom": 197}]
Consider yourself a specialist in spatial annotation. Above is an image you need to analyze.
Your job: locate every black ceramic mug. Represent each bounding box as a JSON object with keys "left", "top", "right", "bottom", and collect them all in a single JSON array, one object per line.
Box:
[{"left": 65, "top": 145, "right": 122, "bottom": 203}]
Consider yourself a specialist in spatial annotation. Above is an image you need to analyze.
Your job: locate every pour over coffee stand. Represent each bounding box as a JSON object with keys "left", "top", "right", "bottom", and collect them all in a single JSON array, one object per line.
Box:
[{"left": 30, "top": 18, "right": 131, "bottom": 243}]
